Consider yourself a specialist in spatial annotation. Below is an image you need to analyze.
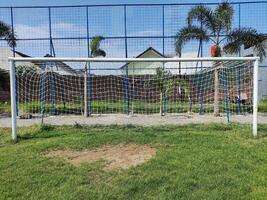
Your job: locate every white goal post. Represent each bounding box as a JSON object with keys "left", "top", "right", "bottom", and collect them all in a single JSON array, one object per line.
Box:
[{"left": 9, "top": 56, "right": 259, "bottom": 140}]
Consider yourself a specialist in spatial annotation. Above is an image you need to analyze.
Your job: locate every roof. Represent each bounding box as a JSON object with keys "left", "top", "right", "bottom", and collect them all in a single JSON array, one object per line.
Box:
[
  {"left": 15, "top": 51, "right": 81, "bottom": 75},
  {"left": 14, "top": 50, "right": 30, "bottom": 57},
  {"left": 120, "top": 47, "right": 165, "bottom": 70},
  {"left": 134, "top": 47, "right": 165, "bottom": 58}
]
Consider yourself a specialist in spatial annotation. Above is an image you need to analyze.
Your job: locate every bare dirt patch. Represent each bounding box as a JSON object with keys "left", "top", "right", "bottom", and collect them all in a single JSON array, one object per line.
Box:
[{"left": 44, "top": 143, "right": 156, "bottom": 170}]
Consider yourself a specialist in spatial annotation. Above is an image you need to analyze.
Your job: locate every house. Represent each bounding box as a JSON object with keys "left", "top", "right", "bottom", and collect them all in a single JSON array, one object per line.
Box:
[
  {"left": 238, "top": 42, "right": 267, "bottom": 100},
  {"left": 0, "top": 47, "right": 33, "bottom": 71},
  {"left": 120, "top": 47, "right": 211, "bottom": 75},
  {"left": 0, "top": 47, "right": 81, "bottom": 76},
  {"left": 120, "top": 47, "right": 166, "bottom": 75}
]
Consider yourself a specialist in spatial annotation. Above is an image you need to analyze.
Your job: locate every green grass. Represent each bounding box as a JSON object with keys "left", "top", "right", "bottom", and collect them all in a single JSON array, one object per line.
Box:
[
  {"left": 258, "top": 98, "right": 267, "bottom": 112},
  {"left": 0, "top": 101, "right": 11, "bottom": 114},
  {"left": 0, "top": 99, "right": 254, "bottom": 115},
  {"left": 1, "top": 124, "right": 267, "bottom": 199}
]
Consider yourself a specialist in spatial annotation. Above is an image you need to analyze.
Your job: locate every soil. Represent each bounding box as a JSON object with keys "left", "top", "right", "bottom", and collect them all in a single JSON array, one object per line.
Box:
[{"left": 44, "top": 143, "right": 156, "bottom": 170}]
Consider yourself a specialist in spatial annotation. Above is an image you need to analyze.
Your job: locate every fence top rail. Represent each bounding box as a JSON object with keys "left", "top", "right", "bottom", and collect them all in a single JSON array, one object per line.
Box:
[
  {"left": 8, "top": 57, "right": 260, "bottom": 63},
  {"left": 1, "top": 1, "right": 267, "bottom": 9}
]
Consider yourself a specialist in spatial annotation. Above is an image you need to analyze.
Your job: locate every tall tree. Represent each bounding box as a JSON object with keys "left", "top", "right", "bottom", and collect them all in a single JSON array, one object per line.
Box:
[
  {"left": 0, "top": 21, "right": 16, "bottom": 91},
  {"left": 175, "top": 1, "right": 266, "bottom": 116},
  {"left": 84, "top": 35, "right": 106, "bottom": 117}
]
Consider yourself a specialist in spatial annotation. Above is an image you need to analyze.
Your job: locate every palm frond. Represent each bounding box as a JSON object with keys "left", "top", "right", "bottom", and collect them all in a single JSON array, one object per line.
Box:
[
  {"left": 92, "top": 49, "right": 106, "bottom": 57},
  {"left": 90, "top": 35, "right": 106, "bottom": 57},
  {"left": 175, "top": 26, "right": 209, "bottom": 56},
  {"left": 0, "top": 21, "right": 16, "bottom": 47},
  {"left": 224, "top": 28, "right": 266, "bottom": 60},
  {"left": 215, "top": 1, "right": 234, "bottom": 33},
  {"left": 187, "top": 5, "right": 216, "bottom": 35}
]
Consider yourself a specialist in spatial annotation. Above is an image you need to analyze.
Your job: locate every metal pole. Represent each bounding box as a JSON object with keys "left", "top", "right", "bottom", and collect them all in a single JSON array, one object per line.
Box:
[
  {"left": 222, "top": 67, "right": 230, "bottom": 123},
  {"left": 10, "top": 7, "right": 18, "bottom": 116},
  {"left": 163, "top": 62, "right": 166, "bottom": 114},
  {"left": 86, "top": 6, "right": 92, "bottom": 115},
  {"left": 237, "top": 67, "right": 241, "bottom": 114},
  {"left": 48, "top": 7, "right": 55, "bottom": 114},
  {"left": 124, "top": 5, "right": 129, "bottom": 114},
  {"left": 84, "top": 64, "right": 88, "bottom": 117},
  {"left": 162, "top": 5, "right": 165, "bottom": 55},
  {"left": 10, "top": 7, "right": 15, "bottom": 57},
  {"left": 10, "top": 60, "right": 17, "bottom": 141},
  {"left": 200, "top": 20, "right": 204, "bottom": 114},
  {"left": 41, "top": 73, "right": 46, "bottom": 116},
  {"left": 50, "top": 74, "right": 55, "bottom": 114},
  {"left": 48, "top": 7, "right": 53, "bottom": 56},
  {"left": 237, "top": 3, "right": 241, "bottom": 114},
  {"left": 253, "top": 59, "right": 259, "bottom": 137}
]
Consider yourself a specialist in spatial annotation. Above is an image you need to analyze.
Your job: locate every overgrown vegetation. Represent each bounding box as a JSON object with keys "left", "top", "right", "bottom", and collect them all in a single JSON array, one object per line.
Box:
[{"left": 1, "top": 124, "right": 267, "bottom": 199}]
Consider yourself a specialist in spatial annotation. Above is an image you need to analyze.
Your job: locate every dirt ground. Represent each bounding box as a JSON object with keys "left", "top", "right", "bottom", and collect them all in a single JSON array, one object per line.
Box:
[
  {"left": 1, "top": 113, "right": 267, "bottom": 128},
  {"left": 43, "top": 143, "right": 156, "bottom": 170}
]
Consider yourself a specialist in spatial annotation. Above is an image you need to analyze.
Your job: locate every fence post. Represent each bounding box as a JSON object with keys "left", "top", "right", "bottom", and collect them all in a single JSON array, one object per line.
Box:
[
  {"left": 253, "top": 59, "right": 259, "bottom": 137},
  {"left": 124, "top": 5, "right": 129, "bottom": 114},
  {"left": 48, "top": 7, "right": 55, "bottom": 114},
  {"left": 199, "top": 20, "right": 204, "bottom": 114},
  {"left": 162, "top": 5, "right": 165, "bottom": 55},
  {"left": 10, "top": 59, "right": 17, "bottom": 141},
  {"left": 10, "top": 7, "right": 18, "bottom": 116},
  {"left": 84, "top": 64, "right": 88, "bottom": 117},
  {"left": 237, "top": 3, "right": 241, "bottom": 114},
  {"left": 41, "top": 73, "right": 46, "bottom": 116},
  {"left": 86, "top": 6, "right": 92, "bottom": 115},
  {"left": 49, "top": 73, "right": 55, "bottom": 114},
  {"left": 222, "top": 67, "right": 230, "bottom": 123}
]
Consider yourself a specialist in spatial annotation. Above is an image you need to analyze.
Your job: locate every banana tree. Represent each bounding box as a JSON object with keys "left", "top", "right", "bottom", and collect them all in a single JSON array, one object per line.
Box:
[
  {"left": 175, "top": 1, "right": 266, "bottom": 116},
  {"left": 146, "top": 67, "right": 191, "bottom": 115}
]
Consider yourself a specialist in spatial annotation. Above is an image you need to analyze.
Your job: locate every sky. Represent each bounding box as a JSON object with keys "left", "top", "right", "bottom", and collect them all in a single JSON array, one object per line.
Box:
[{"left": 0, "top": 0, "right": 267, "bottom": 72}]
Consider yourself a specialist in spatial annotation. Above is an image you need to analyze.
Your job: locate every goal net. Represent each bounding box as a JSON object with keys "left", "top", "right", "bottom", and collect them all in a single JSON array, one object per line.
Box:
[{"left": 9, "top": 57, "right": 259, "bottom": 139}]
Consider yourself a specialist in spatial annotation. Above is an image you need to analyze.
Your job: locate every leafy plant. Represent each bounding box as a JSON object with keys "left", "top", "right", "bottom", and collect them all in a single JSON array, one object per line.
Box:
[
  {"left": 90, "top": 35, "right": 106, "bottom": 58},
  {"left": 146, "top": 67, "right": 191, "bottom": 115}
]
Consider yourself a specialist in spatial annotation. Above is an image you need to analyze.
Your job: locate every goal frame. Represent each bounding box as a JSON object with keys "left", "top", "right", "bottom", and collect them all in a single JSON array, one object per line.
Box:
[{"left": 8, "top": 56, "right": 259, "bottom": 140}]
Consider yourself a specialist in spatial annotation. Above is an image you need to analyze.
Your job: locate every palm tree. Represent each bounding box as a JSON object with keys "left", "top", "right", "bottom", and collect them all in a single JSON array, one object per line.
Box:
[
  {"left": 0, "top": 21, "right": 16, "bottom": 92},
  {"left": 0, "top": 20, "right": 16, "bottom": 47},
  {"left": 84, "top": 35, "right": 106, "bottom": 117},
  {"left": 175, "top": 1, "right": 266, "bottom": 116}
]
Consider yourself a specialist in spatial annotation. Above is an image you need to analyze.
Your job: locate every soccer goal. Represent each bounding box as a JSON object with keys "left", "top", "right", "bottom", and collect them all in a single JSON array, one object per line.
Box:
[{"left": 8, "top": 57, "right": 259, "bottom": 140}]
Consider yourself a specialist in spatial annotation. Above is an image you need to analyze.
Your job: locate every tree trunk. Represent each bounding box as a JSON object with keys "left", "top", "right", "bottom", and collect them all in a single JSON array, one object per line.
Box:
[
  {"left": 84, "top": 64, "right": 88, "bottom": 117},
  {"left": 212, "top": 45, "right": 222, "bottom": 117},
  {"left": 214, "top": 66, "right": 220, "bottom": 116}
]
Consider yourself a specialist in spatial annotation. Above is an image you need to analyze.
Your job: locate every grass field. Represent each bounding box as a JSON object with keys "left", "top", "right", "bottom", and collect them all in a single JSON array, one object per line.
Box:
[{"left": 1, "top": 124, "right": 267, "bottom": 199}]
